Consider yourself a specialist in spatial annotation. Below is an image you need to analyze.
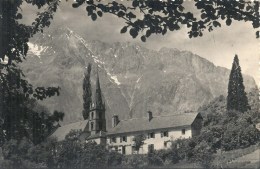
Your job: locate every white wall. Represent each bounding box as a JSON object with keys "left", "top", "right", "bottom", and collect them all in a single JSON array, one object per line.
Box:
[{"left": 107, "top": 126, "right": 192, "bottom": 155}]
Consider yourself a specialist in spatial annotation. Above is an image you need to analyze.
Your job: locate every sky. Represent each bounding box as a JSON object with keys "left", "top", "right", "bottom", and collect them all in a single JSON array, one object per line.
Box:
[{"left": 21, "top": 1, "right": 259, "bottom": 86}]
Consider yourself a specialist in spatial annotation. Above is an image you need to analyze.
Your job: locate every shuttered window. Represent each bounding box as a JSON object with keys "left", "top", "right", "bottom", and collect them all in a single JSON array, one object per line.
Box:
[
  {"left": 123, "top": 136, "right": 127, "bottom": 142},
  {"left": 161, "top": 131, "right": 168, "bottom": 137},
  {"left": 148, "top": 132, "right": 155, "bottom": 138},
  {"left": 182, "top": 129, "right": 186, "bottom": 135}
]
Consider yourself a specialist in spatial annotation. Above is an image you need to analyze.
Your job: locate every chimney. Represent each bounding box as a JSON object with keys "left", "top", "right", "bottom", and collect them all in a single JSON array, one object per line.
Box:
[
  {"left": 112, "top": 115, "right": 119, "bottom": 128},
  {"left": 147, "top": 111, "right": 153, "bottom": 121}
]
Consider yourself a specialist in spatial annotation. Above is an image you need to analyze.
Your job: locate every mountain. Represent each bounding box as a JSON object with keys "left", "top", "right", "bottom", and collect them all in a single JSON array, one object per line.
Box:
[{"left": 21, "top": 27, "right": 257, "bottom": 128}]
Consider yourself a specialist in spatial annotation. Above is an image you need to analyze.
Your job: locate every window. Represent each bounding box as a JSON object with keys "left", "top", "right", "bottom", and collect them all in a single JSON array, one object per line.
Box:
[
  {"left": 122, "top": 146, "right": 126, "bottom": 155},
  {"left": 161, "top": 131, "right": 168, "bottom": 137},
  {"left": 164, "top": 142, "right": 167, "bottom": 148},
  {"left": 99, "top": 121, "right": 102, "bottom": 130},
  {"left": 91, "top": 112, "right": 94, "bottom": 119},
  {"left": 148, "top": 144, "right": 154, "bottom": 153},
  {"left": 90, "top": 122, "right": 94, "bottom": 130},
  {"left": 148, "top": 132, "right": 155, "bottom": 138},
  {"left": 115, "top": 146, "right": 118, "bottom": 152},
  {"left": 182, "top": 129, "right": 186, "bottom": 135},
  {"left": 120, "top": 136, "right": 127, "bottom": 142},
  {"left": 122, "top": 136, "right": 127, "bottom": 142},
  {"left": 111, "top": 137, "right": 116, "bottom": 143}
]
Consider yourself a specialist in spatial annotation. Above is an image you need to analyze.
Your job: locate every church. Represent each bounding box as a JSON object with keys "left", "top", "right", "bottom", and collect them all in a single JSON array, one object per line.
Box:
[{"left": 50, "top": 70, "right": 203, "bottom": 155}]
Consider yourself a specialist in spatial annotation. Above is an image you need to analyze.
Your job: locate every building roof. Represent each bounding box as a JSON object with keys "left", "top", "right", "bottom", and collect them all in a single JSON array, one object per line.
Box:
[
  {"left": 107, "top": 113, "right": 201, "bottom": 135},
  {"left": 87, "top": 131, "right": 107, "bottom": 140},
  {"left": 49, "top": 120, "right": 89, "bottom": 141}
]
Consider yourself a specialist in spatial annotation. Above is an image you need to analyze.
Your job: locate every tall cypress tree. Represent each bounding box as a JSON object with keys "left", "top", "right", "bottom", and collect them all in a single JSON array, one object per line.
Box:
[
  {"left": 227, "top": 55, "right": 250, "bottom": 113},
  {"left": 82, "top": 63, "right": 92, "bottom": 120}
]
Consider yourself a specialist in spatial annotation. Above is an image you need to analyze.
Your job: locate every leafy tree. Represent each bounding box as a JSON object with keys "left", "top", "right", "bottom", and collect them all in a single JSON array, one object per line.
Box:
[
  {"left": 1, "top": 0, "right": 259, "bottom": 66},
  {"left": 192, "top": 140, "right": 214, "bottom": 169},
  {"left": 0, "top": 68, "right": 63, "bottom": 144},
  {"left": 27, "top": 137, "right": 59, "bottom": 167},
  {"left": 0, "top": 0, "right": 62, "bottom": 145},
  {"left": 47, "top": 131, "right": 108, "bottom": 169},
  {"left": 227, "top": 55, "right": 250, "bottom": 113},
  {"left": 28, "top": 108, "right": 64, "bottom": 145},
  {"left": 0, "top": 0, "right": 59, "bottom": 64},
  {"left": 122, "top": 154, "right": 148, "bottom": 168},
  {"left": 1, "top": 138, "right": 39, "bottom": 169},
  {"left": 154, "top": 148, "right": 180, "bottom": 164},
  {"left": 72, "top": 0, "right": 259, "bottom": 41},
  {"left": 147, "top": 152, "right": 164, "bottom": 166},
  {"left": 82, "top": 63, "right": 92, "bottom": 120},
  {"left": 107, "top": 151, "right": 124, "bottom": 167},
  {"left": 133, "top": 134, "right": 146, "bottom": 153}
]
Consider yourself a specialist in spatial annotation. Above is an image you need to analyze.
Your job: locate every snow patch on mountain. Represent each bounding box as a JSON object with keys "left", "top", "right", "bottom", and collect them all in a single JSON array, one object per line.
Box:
[
  {"left": 105, "top": 70, "right": 121, "bottom": 85},
  {"left": 28, "top": 42, "right": 47, "bottom": 58},
  {"left": 111, "top": 75, "right": 121, "bottom": 85},
  {"left": 136, "top": 76, "right": 142, "bottom": 83}
]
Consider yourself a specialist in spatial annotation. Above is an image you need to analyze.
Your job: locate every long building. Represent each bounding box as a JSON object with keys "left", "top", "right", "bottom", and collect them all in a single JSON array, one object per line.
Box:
[{"left": 50, "top": 71, "right": 203, "bottom": 155}]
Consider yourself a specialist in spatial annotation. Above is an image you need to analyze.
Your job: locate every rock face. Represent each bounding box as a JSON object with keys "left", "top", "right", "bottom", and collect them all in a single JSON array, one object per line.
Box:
[{"left": 21, "top": 27, "right": 256, "bottom": 128}]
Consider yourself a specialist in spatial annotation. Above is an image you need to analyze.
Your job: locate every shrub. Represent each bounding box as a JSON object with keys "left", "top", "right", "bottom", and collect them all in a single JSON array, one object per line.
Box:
[
  {"left": 191, "top": 141, "right": 214, "bottom": 169},
  {"left": 122, "top": 154, "right": 148, "bottom": 168},
  {"left": 147, "top": 152, "right": 164, "bottom": 166},
  {"left": 155, "top": 148, "right": 180, "bottom": 164},
  {"left": 1, "top": 138, "right": 36, "bottom": 168},
  {"left": 132, "top": 134, "right": 146, "bottom": 153},
  {"left": 107, "top": 151, "right": 124, "bottom": 167}
]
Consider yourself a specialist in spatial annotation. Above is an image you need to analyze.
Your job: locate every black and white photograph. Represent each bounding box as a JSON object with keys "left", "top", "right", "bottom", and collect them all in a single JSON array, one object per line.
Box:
[{"left": 0, "top": 0, "right": 259, "bottom": 168}]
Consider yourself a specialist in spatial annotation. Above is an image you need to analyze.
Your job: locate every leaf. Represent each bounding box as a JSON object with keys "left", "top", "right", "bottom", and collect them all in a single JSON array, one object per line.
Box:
[
  {"left": 16, "top": 13, "right": 22, "bottom": 19},
  {"left": 97, "top": 11, "right": 103, "bottom": 17},
  {"left": 201, "top": 13, "right": 207, "bottom": 19},
  {"left": 193, "top": 31, "right": 199, "bottom": 37},
  {"left": 162, "top": 28, "right": 167, "bottom": 35},
  {"left": 86, "top": 0, "right": 94, "bottom": 5},
  {"left": 72, "top": 3, "right": 80, "bottom": 8},
  {"left": 174, "top": 24, "right": 180, "bottom": 30},
  {"left": 256, "top": 31, "right": 259, "bottom": 38},
  {"left": 120, "top": 26, "right": 128, "bottom": 34},
  {"left": 146, "top": 29, "right": 151, "bottom": 37},
  {"left": 213, "top": 21, "right": 221, "bottom": 27},
  {"left": 91, "top": 13, "right": 97, "bottom": 21},
  {"left": 86, "top": 6, "right": 93, "bottom": 15},
  {"left": 129, "top": 28, "right": 138, "bottom": 38},
  {"left": 226, "top": 18, "right": 232, "bottom": 26},
  {"left": 178, "top": 5, "right": 184, "bottom": 12},
  {"left": 141, "top": 36, "right": 146, "bottom": 42},
  {"left": 128, "top": 12, "right": 136, "bottom": 19},
  {"left": 132, "top": 0, "right": 139, "bottom": 7},
  {"left": 246, "top": 5, "right": 252, "bottom": 11},
  {"left": 118, "top": 11, "right": 125, "bottom": 17}
]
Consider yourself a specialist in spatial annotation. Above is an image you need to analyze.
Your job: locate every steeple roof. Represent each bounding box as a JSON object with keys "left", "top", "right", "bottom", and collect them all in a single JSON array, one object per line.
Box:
[{"left": 92, "top": 66, "right": 105, "bottom": 110}]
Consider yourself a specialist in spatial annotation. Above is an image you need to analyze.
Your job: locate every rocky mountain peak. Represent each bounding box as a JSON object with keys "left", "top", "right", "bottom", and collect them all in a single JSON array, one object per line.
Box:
[{"left": 22, "top": 28, "right": 257, "bottom": 127}]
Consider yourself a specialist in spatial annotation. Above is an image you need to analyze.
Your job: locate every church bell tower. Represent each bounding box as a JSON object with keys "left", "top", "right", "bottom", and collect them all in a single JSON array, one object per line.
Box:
[{"left": 88, "top": 68, "right": 106, "bottom": 135}]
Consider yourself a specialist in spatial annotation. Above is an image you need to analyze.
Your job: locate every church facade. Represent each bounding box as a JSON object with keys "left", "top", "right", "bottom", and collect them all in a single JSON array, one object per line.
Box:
[{"left": 50, "top": 70, "right": 203, "bottom": 155}]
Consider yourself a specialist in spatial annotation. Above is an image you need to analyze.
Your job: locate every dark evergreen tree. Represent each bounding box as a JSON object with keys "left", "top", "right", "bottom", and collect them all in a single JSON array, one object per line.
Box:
[
  {"left": 82, "top": 63, "right": 92, "bottom": 120},
  {"left": 227, "top": 55, "right": 250, "bottom": 113}
]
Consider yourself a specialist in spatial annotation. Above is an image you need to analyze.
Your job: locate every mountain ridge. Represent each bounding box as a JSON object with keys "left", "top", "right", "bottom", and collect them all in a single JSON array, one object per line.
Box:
[{"left": 21, "top": 27, "right": 257, "bottom": 127}]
